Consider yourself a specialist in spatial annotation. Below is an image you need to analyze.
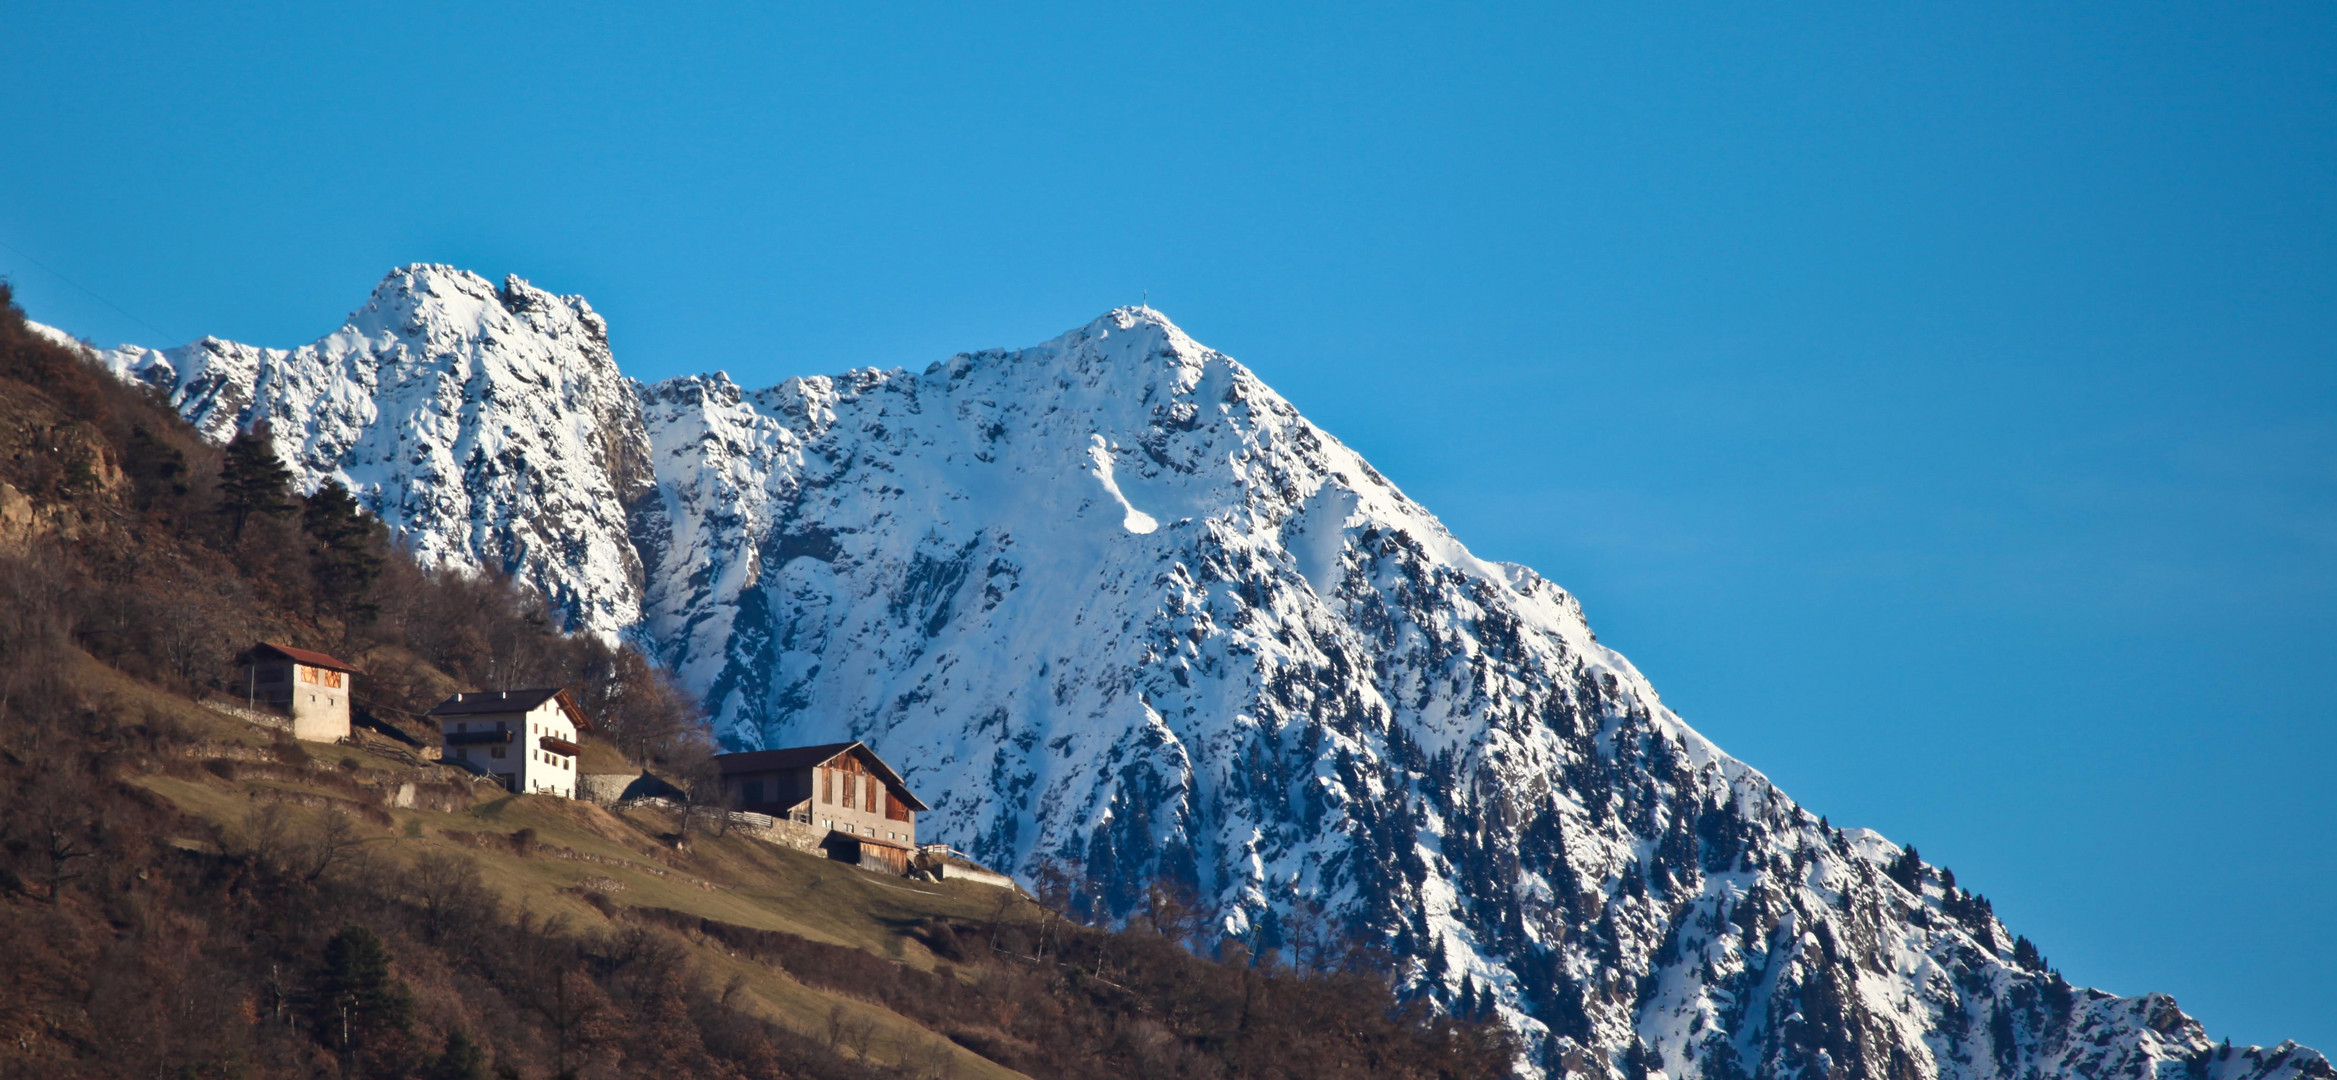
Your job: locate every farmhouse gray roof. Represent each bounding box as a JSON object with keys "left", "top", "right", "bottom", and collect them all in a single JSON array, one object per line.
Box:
[{"left": 426, "top": 688, "right": 596, "bottom": 732}]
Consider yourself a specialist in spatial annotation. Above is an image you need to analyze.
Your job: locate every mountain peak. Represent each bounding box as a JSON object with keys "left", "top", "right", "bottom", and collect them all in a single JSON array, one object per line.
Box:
[
  {"left": 1081, "top": 303, "right": 1197, "bottom": 352},
  {"left": 369, "top": 262, "right": 497, "bottom": 304}
]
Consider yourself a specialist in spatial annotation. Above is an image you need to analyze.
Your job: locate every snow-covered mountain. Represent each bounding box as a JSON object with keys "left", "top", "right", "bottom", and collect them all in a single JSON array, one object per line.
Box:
[
  {"left": 68, "top": 266, "right": 2329, "bottom": 1080},
  {"left": 86, "top": 266, "right": 654, "bottom": 634}
]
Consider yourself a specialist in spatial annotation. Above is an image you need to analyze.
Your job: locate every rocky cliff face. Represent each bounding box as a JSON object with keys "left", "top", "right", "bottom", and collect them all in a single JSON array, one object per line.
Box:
[
  {"left": 69, "top": 266, "right": 2329, "bottom": 1080},
  {"left": 91, "top": 266, "right": 654, "bottom": 634}
]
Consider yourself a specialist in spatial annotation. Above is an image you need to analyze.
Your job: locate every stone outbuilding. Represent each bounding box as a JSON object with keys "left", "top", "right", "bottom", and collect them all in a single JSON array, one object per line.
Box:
[
  {"left": 429, "top": 688, "right": 592, "bottom": 798},
  {"left": 236, "top": 642, "right": 360, "bottom": 743},
  {"left": 716, "top": 742, "right": 928, "bottom": 873}
]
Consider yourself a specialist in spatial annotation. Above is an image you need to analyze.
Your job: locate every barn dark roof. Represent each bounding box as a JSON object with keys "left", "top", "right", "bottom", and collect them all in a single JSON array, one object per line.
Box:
[
  {"left": 715, "top": 742, "right": 858, "bottom": 772},
  {"left": 243, "top": 641, "right": 361, "bottom": 673},
  {"left": 715, "top": 741, "right": 929, "bottom": 811},
  {"left": 426, "top": 688, "right": 595, "bottom": 732}
]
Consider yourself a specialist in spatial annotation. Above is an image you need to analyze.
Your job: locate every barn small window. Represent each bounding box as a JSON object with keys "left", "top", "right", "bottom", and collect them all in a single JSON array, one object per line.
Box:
[
  {"left": 300, "top": 666, "right": 319, "bottom": 684},
  {"left": 491, "top": 746, "right": 506, "bottom": 759},
  {"left": 323, "top": 670, "right": 343, "bottom": 689}
]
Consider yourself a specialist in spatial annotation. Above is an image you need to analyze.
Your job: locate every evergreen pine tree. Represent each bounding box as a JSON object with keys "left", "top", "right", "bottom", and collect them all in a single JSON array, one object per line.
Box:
[
  {"left": 312, "top": 925, "right": 413, "bottom": 1058},
  {"left": 218, "top": 425, "right": 294, "bottom": 540},
  {"left": 2012, "top": 935, "right": 2046, "bottom": 972},
  {"left": 1887, "top": 844, "right": 1924, "bottom": 892},
  {"left": 1624, "top": 1037, "right": 1661, "bottom": 1080},
  {"left": 303, "top": 480, "right": 385, "bottom": 623},
  {"left": 430, "top": 1028, "right": 491, "bottom": 1080}
]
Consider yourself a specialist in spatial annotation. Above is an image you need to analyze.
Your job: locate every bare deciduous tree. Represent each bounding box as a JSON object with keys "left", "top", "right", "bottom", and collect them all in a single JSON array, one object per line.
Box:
[
  {"left": 0, "top": 546, "right": 73, "bottom": 732},
  {"left": 300, "top": 811, "right": 362, "bottom": 883},
  {"left": 22, "top": 769, "right": 103, "bottom": 904},
  {"left": 149, "top": 579, "right": 233, "bottom": 689},
  {"left": 236, "top": 803, "right": 293, "bottom": 869}
]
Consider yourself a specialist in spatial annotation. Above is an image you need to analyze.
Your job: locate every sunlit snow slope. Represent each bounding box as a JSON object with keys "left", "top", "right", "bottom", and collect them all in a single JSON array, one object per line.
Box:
[
  {"left": 69, "top": 266, "right": 2329, "bottom": 1080},
  {"left": 87, "top": 266, "right": 653, "bottom": 633}
]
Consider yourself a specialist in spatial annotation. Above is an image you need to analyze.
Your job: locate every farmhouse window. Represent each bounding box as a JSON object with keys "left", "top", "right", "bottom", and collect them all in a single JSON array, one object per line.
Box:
[
  {"left": 300, "top": 666, "right": 318, "bottom": 684},
  {"left": 491, "top": 746, "right": 506, "bottom": 759},
  {"left": 323, "top": 670, "right": 343, "bottom": 689},
  {"left": 822, "top": 769, "right": 832, "bottom": 804}
]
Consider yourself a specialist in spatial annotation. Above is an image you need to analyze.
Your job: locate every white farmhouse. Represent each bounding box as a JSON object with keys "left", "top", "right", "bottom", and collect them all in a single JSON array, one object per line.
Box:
[{"left": 428, "top": 688, "right": 592, "bottom": 798}]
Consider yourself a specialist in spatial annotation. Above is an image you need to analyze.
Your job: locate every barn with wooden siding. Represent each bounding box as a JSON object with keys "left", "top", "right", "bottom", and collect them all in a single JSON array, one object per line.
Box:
[{"left": 715, "top": 742, "right": 928, "bottom": 874}]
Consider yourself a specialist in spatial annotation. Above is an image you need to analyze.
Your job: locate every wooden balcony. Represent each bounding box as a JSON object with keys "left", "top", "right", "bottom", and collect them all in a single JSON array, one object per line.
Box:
[{"left": 444, "top": 726, "right": 513, "bottom": 746}]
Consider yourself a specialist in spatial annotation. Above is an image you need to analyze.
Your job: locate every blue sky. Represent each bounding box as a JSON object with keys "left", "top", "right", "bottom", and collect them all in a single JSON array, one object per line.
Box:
[{"left": 7, "top": 1, "right": 2331, "bottom": 1048}]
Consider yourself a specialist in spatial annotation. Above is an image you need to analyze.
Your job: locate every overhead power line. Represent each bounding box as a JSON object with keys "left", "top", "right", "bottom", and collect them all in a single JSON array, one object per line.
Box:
[{"left": 0, "top": 236, "right": 192, "bottom": 347}]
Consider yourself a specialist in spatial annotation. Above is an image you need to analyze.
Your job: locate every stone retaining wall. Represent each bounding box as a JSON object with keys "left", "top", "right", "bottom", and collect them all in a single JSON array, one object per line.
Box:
[
  {"left": 202, "top": 699, "right": 292, "bottom": 733},
  {"left": 725, "top": 810, "right": 829, "bottom": 854}
]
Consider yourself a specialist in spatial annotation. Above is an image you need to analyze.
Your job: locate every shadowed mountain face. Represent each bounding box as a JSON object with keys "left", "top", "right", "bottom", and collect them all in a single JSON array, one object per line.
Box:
[{"left": 77, "top": 266, "right": 2330, "bottom": 1080}]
